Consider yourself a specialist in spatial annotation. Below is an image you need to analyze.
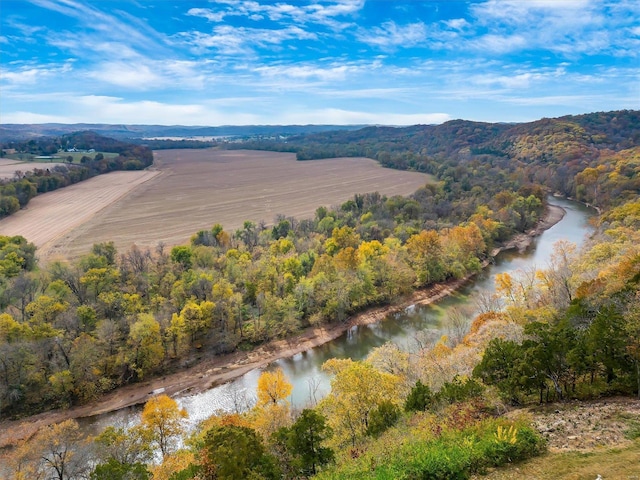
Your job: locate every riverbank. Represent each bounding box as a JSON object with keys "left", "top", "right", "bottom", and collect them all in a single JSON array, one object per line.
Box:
[{"left": 0, "top": 204, "right": 567, "bottom": 448}]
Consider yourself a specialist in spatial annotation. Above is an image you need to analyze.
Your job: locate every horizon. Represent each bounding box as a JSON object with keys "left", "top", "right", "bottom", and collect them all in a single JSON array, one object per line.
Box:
[{"left": 1, "top": 0, "right": 639, "bottom": 126}]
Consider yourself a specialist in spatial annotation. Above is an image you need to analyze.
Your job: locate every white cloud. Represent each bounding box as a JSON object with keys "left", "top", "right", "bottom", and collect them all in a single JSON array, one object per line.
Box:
[
  {"left": 357, "top": 21, "right": 427, "bottom": 50},
  {"left": 29, "top": 0, "right": 171, "bottom": 57},
  {"left": 469, "top": 34, "right": 528, "bottom": 54},
  {"left": 444, "top": 18, "right": 469, "bottom": 30},
  {"left": 1, "top": 111, "right": 75, "bottom": 123},
  {"left": 200, "top": 0, "right": 364, "bottom": 28},
  {"left": 187, "top": 8, "right": 226, "bottom": 22},
  {"left": 0, "top": 62, "right": 74, "bottom": 85},
  {"left": 277, "top": 108, "right": 450, "bottom": 125},
  {"left": 253, "top": 59, "right": 382, "bottom": 84},
  {"left": 182, "top": 25, "right": 317, "bottom": 54},
  {"left": 465, "top": 0, "right": 639, "bottom": 57},
  {"left": 84, "top": 59, "right": 210, "bottom": 90},
  {"left": 72, "top": 95, "right": 263, "bottom": 125}
]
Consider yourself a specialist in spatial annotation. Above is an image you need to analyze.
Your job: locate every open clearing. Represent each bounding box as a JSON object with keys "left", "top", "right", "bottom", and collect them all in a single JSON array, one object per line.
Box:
[
  {"left": 0, "top": 158, "right": 69, "bottom": 179},
  {"left": 0, "top": 149, "right": 431, "bottom": 261},
  {"left": 0, "top": 170, "right": 160, "bottom": 258}
]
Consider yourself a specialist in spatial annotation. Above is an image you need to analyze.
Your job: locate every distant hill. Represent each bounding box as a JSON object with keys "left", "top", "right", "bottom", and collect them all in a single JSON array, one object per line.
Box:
[
  {"left": 273, "top": 110, "right": 639, "bottom": 159},
  {"left": 0, "top": 123, "right": 369, "bottom": 141}
]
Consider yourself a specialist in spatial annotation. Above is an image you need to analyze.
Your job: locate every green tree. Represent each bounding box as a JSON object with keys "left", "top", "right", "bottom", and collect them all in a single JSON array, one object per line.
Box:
[
  {"left": 91, "top": 459, "right": 151, "bottom": 480},
  {"left": 170, "top": 246, "right": 193, "bottom": 270},
  {"left": 366, "top": 400, "right": 401, "bottom": 437},
  {"left": 404, "top": 380, "right": 433, "bottom": 412},
  {"left": 279, "top": 408, "right": 334, "bottom": 476},
  {"left": 200, "top": 425, "right": 280, "bottom": 480}
]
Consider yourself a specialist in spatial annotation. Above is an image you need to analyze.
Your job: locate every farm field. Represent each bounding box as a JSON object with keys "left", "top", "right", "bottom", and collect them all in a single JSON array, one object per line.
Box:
[
  {"left": 0, "top": 170, "right": 160, "bottom": 259},
  {"left": 0, "top": 149, "right": 431, "bottom": 261},
  {"left": 0, "top": 158, "right": 68, "bottom": 179}
]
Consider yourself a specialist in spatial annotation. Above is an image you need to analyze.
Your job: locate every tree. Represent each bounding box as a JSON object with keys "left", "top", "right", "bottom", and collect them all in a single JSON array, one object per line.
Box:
[
  {"left": 200, "top": 425, "right": 280, "bottom": 480},
  {"left": 319, "top": 359, "right": 401, "bottom": 447},
  {"left": 404, "top": 380, "right": 433, "bottom": 412},
  {"left": 366, "top": 400, "right": 400, "bottom": 437},
  {"left": 279, "top": 409, "right": 334, "bottom": 476},
  {"left": 405, "top": 229, "right": 444, "bottom": 285},
  {"left": 94, "top": 425, "right": 152, "bottom": 466},
  {"left": 256, "top": 368, "right": 292, "bottom": 406},
  {"left": 35, "top": 419, "right": 90, "bottom": 480},
  {"left": 624, "top": 291, "right": 640, "bottom": 398},
  {"left": 473, "top": 338, "right": 530, "bottom": 405},
  {"left": 140, "top": 394, "right": 188, "bottom": 459},
  {"left": 90, "top": 459, "right": 151, "bottom": 480},
  {"left": 128, "top": 314, "right": 164, "bottom": 379},
  {"left": 170, "top": 246, "right": 193, "bottom": 270}
]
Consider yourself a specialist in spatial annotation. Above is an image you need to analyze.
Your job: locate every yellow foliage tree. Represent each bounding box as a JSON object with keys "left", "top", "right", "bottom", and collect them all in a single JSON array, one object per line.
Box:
[
  {"left": 256, "top": 368, "right": 293, "bottom": 406},
  {"left": 319, "top": 358, "right": 401, "bottom": 447},
  {"left": 150, "top": 450, "right": 196, "bottom": 480},
  {"left": 140, "top": 394, "right": 188, "bottom": 459}
]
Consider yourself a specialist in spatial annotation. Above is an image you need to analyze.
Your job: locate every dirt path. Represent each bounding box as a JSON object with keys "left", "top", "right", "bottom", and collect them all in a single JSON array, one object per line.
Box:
[{"left": 0, "top": 202, "right": 567, "bottom": 448}]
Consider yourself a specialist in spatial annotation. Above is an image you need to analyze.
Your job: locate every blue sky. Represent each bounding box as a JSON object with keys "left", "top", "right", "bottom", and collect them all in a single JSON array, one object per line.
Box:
[{"left": 1, "top": 0, "right": 638, "bottom": 126}]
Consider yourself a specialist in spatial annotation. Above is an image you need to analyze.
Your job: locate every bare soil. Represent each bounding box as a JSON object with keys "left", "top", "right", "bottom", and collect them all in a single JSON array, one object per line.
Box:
[
  {"left": 0, "top": 170, "right": 160, "bottom": 258},
  {"left": 0, "top": 159, "right": 69, "bottom": 180},
  {"left": 42, "top": 149, "right": 432, "bottom": 260},
  {"left": 527, "top": 397, "right": 640, "bottom": 452},
  {"left": 478, "top": 398, "right": 640, "bottom": 479}
]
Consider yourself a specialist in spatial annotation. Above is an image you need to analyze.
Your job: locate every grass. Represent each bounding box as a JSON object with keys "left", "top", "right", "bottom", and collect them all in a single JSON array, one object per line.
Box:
[
  {"left": 618, "top": 412, "right": 640, "bottom": 440},
  {"left": 471, "top": 440, "right": 640, "bottom": 480},
  {"left": 3, "top": 151, "right": 118, "bottom": 163}
]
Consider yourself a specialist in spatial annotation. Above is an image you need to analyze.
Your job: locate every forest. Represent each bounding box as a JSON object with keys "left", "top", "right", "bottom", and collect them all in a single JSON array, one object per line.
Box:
[
  {"left": 0, "top": 132, "right": 153, "bottom": 218},
  {"left": 1, "top": 110, "right": 639, "bottom": 479}
]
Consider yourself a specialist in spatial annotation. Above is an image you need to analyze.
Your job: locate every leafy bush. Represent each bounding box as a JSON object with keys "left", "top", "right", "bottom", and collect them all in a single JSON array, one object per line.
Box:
[
  {"left": 366, "top": 401, "right": 401, "bottom": 437},
  {"left": 437, "top": 375, "right": 485, "bottom": 405},
  {"left": 315, "top": 418, "right": 545, "bottom": 480},
  {"left": 404, "top": 380, "right": 433, "bottom": 412}
]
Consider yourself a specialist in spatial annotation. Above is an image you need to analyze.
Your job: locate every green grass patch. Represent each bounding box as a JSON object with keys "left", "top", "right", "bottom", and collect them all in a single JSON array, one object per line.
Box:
[
  {"left": 618, "top": 412, "right": 640, "bottom": 440},
  {"left": 470, "top": 440, "right": 640, "bottom": 480},
  {"left": 3, "top": 151, "right": 118, "bottom": 164},
  {"left": 316, "top": 416, "right": 546, "bottom": 480}
]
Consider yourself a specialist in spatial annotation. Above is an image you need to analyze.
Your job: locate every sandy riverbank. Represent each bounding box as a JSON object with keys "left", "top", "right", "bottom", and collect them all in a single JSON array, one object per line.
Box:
[{"left": 0, "top": 204, "right": 567, "bottom": 448}]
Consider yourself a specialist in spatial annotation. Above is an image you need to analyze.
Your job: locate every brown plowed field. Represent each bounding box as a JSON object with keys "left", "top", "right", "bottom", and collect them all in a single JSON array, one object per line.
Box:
[
  {"left": 0, "top": 170, "right": 160, "bottom": 259},
  {"left": 0, "top": 149, "right": 431, "bottom": 261},
  {"left": 0, "top": 158, "right": 68, "bottom": 179}
]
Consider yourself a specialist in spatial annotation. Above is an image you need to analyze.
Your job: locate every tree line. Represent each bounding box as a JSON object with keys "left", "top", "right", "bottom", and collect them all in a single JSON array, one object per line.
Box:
[{"left": 0, "top": 132, "right": 153, "bottom": 218}]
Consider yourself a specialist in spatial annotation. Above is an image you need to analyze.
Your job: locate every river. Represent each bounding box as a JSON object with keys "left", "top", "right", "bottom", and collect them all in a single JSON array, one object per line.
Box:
[{"left": 81, "top": 196, "right": 595, "bottom": 434}]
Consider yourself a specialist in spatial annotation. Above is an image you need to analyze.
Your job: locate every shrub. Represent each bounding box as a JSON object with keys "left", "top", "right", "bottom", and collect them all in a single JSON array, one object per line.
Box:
[
  {"left": 405, "top": 380, "right": 433, "bottom": 412},
  {"left": 437, "top": 375, "right": 485, "bottom": 405},
  {"left": 366, "top": 401, "right": 401, "bottom": 437}
]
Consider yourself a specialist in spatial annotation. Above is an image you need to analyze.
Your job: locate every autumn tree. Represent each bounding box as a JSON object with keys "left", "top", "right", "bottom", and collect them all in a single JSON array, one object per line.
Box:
[
  {"left": 34, "top": 419, "right": 90, "bottom": 480},
  {"left": 319, "top": 358, "right": 401, "bottom": 447},
  {"left": 256, "top": 368, "right": 292, "bottom": 406},
  {"left": 252, "top": 368, "right": 293, "bottom": 438},
  {"left": 128, "top": 313, "right": 164, "bottom": 379},
  {"left": 93, "top": 425, "right": 152, "bottom": 466},
  {"left": 140, "top": 394, "right": 188, "bottom": 459}
]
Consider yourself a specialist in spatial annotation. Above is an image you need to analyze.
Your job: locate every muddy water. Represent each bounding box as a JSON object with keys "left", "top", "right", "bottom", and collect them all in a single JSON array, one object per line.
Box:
[{"left": 82, "top": 197, "right": 594, "bottom": 433}]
